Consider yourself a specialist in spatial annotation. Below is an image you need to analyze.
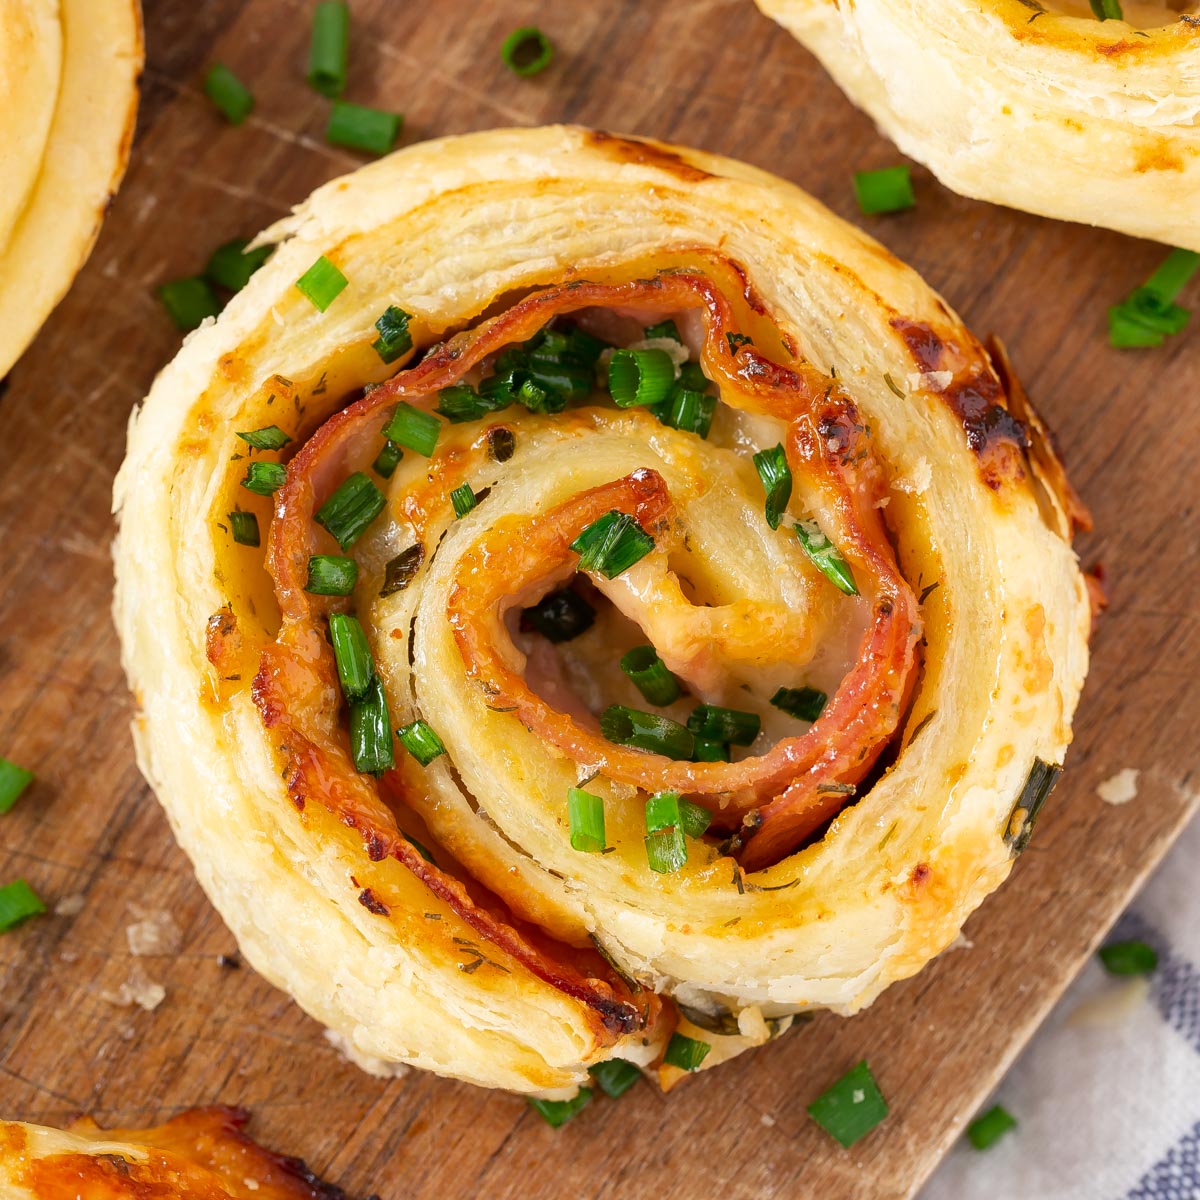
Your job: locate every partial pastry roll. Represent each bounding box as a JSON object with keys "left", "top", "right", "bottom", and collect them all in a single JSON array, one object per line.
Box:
[{"left": 113, "top": 126, "right": 1091, "bottom": 1096}]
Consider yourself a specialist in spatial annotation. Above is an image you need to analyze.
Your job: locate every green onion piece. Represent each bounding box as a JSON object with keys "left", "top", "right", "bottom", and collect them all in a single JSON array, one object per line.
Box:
[
  {"left": 487, "top": 427, "right": 515, "bottom": 462},
  {"left": 522, "top": 588, "right": 596, "bottom": 644},
  {"left": 1089, "top": 0, "right": 1123, "bottom": 17},
  {"left": 571, "top": 511, "right": 655, "bottom": 579},
  {"left": 315, "top": 472, "right": 385, "bottom": 550},
  {"left": 658, "top": 387, "right": 717, "bottom": 439},
  {"left": 436, "top": 384, "right": 512, "bottom": 423},
  {"left": 295, "top": 255, "right": 348, "bottom": 312},
  {"left": 588, "top": 1060, "right": 641, "bottom": 1099},
  {"left": 451, "top": 483, "right": 477, "bottom": 519},
  {"left": 372, "top": 305, "right": 413, "bottom": 364},
  {"left": 620, "top": 646, "right": 680, "bottom": 707},
  {"left": 380, "top": 545, "right": 424, "bottom": 597},
  {"left": 795, "top": 519, "right": 859, "bottom": 596},
  {"left": 1144, "top": 248, "right": 1199, "bottom": 302},
  {"left": 308, "top": 0, "right": 350, "bottom": 97},
  {"left": 645, "top": 791, "right": 682, "bottom": 833},
  {"left": 564, "top": 326, "right": 610, "bottom": 366},
  {"left": 692, "top": 737, "right": 729, "bottom": 763},
  {"left": 204, "top": 64, "right": 254, "bottom": 124},
  {"left": 0, "top": 879, "right": 46, "bottom": 931},
  {"left": 206, "top": 239, "right": 272, "bottom": 292},
  {"left": 568, "top": 787, "right": 606, "bottom": 853},
  {"left": 680, "top": 800, "right": 712, "bottom": 839},
  {"left": 643, "top": 319, "right": 682, "bottom": 342},
  {"left": 678, "top": 361, "right": 711, "bottom": 391},
  {"left": 241, "top": 461, "right": 286, "bottom": 496},
  {"left": 500, "top": 26, "right": 554, "bottom": 77},
  {"left": 236, "top": 425, "right": 290, "bottom": 451},
  {"left": 663, "top": 1033, "right": 711, "bottom": 1071},
  {"left": 967, "top": 1105, "right": 1017, "bottom": 1151},
  {"left": 645, "top": 826, "right": 687, "bottom": 874},
  {"left": 372, "top": 440, "right": 403, "bottom": 479},
  {"left": 1108, "top": 305, "right": 1176, "bottom": 349},
  {"left": 398, "top": 719, "right": 446, "bottom": 766},
  {"left": 853, "top": 166, "right": 916, "bottom": 216},
  {"left": 601, "top": 706, "right": 694, "bottom": 760},
  {"left": 305, "top": 555, "right": 358, "bottom": 596},
  {"left": 326, "top": 100, "right": 402, "bottom": 156},
  {"left": 0, "top": 758, "right": 34, "bottom": 815},
  {"left": 726, "top": 332, "right": 753, "bottom": 354},
  {"left": 1099, "top": 939, "right": 1158, "bottom": 976},
  {"left": 382, "top": 402, "right": 441, "bottom": 457},
  {"left": 228, "top": 510, "right": 260, "bottom": 547},
  {"left": 1107, "top": 249, "right": 1199, "bottom": 348},
  {"left": 528, "top": 1088, "right": 591, "bottom": 1128},
  {"left": 349, "top": 676, "right": 394, "bottom": 775},
  {"left": 807, "top": 1061, "right": 889, "bottom": 1148},
  {"left": 157, "top": 277, "right": 221, "bottom": 332},
  {"left": 771, "top": 686, "right": 828, "bottom": 723},
  {"left": 608, "top": 348, "right": 676, "bottom": 409},
  {"left": 329, "top": 613, "right": 373, "bottom": 700},
  {"left": 687, "top": 705, "right": 760, "bottom": 747},
  {"left": 753, "top": 443, "right": 792, "bottom": 530}
]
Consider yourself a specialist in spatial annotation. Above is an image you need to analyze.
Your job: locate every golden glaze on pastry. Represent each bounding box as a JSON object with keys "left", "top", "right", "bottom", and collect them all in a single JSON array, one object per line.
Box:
[
  {"left": 756, "top": 0, "right": 1200, "bottom": 250},
  {"left": 113, "top": 126, "right": 1091, "bottom": 1095}
]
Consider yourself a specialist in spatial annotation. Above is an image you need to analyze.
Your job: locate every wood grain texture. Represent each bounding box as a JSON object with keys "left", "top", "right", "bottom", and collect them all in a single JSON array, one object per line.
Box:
[{"left": 1, "top": 2, "right": 1196, "bottom": 1197}]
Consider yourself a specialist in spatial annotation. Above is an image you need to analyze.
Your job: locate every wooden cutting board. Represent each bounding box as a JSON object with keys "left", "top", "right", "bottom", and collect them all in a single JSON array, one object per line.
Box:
[{"left": 1, "top": 2, "right": 1196, "bottom": 1196}]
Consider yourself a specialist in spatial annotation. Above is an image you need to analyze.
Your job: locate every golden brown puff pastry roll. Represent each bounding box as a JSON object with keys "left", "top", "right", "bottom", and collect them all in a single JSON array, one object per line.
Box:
[
  {"left": 0, "top": 0, "right": 142, "bottom": 378},
  {"left": 755, "top": 0, "right": 1200, "bottom": 251},
  {"left": 112, "top": 126, "right": 1091, "bottom": 1096}
]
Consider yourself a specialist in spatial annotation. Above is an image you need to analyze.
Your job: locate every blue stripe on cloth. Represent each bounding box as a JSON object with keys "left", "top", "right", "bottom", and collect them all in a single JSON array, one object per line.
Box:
[{"left": 1125, "top": 1120, "right": 1200, "bottom": 1200}]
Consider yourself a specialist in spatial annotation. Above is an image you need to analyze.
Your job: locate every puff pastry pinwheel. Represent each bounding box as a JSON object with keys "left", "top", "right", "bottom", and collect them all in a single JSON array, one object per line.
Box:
[
  {"left": 0, "top": 0, "right": 142, "bottom": 378},
  {"left": 755, "top": 0, "right": 1200, "bottom": 251},
  {"left": 113, "top": 125, "right": 1091, "bottom": 1096}
]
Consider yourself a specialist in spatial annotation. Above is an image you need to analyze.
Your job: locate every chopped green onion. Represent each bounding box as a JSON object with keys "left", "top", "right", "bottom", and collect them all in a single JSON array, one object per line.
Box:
[
  {"left": 308, "top": 1, "right": 350, "bottom": 97},
  {"left": 228, "top": 510, "right": 260, "bottom": 547},
  {"left": 382, "top": 402, "right": 441, "bottom": 457},
  {"left": 771, "top": 686, "right": 828, "bottom": 723},
  {"left": 571, "top": 511, "right": 655, "bottom": 579},
  {"left": 853, "top": 166, "right": 916, "bottom": 216},
  {"left": 563, "top": 326, "right": 609, "bottom": 366},
  {"left": 663, "top": 1033, "right": 710, "bottom": 1072},
  {"left": 643, "top": 319, "right": 682, "bottom": 342},
  {"left": 295, "top": 255, "right": 348, "bottom": 312},
  {"left": 380, "top": 545, "right": 423, "bottom": 597},
  {"left": 500, "top": 26, "right": 554, "bottom": 77},
  {"left": 645, "top": 791, "right": 682, "bottom": 833},
  {"left": 645, "top": 826, "right": 687, "bottom": 874},
  {"left": 236, "top": 425, "right": 290, "bottom": 451},
  {"left": 1099, "top": 939, "right": 1158, "bottom": 976},
  {"left": 1145, "top": 248, "right": 1199, "bottom": 300},
  {"left": 326, "top": 100, "right": 402, "bottom": 156},
  {"left": 967, "top": 1105, "right": 1017, "bottom": 1151},
  {"left": 807, "top": 1061, "right": 889, "bottom": 1148},
  {"left": 372, "top": 440, "right": 403, "bottom": 479},
  {"left": 1108, "top": 248, "right": 1198, "bottom": 348},
  {"left": 349, "top": 676, "right": 394, "bottom": 775},
  {"left": 568, "top": 787, "right": 606, "bottom": 853},
  {"left": 0, "top": 879, "right": 46, "bottom": 931},
  {"left": 0, "top": 759, "right": 34, "bottom": 815},
  {"left": 450, "top": 483, "right": 477, "bottom": 519},
  {"left": 753, "top": 443, "right": 792, "bottom": 530},
  {"left": 620, "top": 646, "right": 680, "bottom": 707},
  {"left": 608, "top": 348, "right": 676, "bottom": 409},
  {"left": 315, "top": 472, "right": 385, "bottom": 550},
  {"left": 680, "top": 800, "right": 712, "bottom": 839},
  {"left": 529, "top": 1088, "right": 591, "bottom": 1128},
  {"left": 687, "top": 705, "right": 760, "bottom": 747},
  {"left": 692, "top": 737, "right": 729, "bottom": 763},
  {"left": 588, "top": 1060, "right": 641, "bottom": 1098},
  {"left": 522, "top": 588, "right": 596, "bottom": 643},
  {"left": 795, "top": 519, "right": 859, "bottom": 596},
  {"left": 372, "top": 306, "right": 413, "bottom": 364},
  {"left": 658, "top": 386, "right": 717, "bottom": 439},
  {"left": 240, "top": 461, "right": 286, "bottom": 496},
  {"left": 488, "top": 427, "right": 516, "bottom": 462},
  {"left": 329, "top": 613, "right": 373, "bottom": 700},
  {"left": 398, "top": 719, "right": 446, "bottom": 766},
  {"left": 436, "top": 384, "right": 511, "bottom": 423},
  {"left": 1089, "top": 0, "right": 1123, "bottom": 17},
  {"left": 600, "top": 706, "right": 694, "bottom": 760},
  {"left": 204, "top": 64, "right": 254, "bottom": 124},
  {"left": 726, "top": 332, "right": 753, "bottom": 354},
  {"left": 305, "top": 555, "right": 358, "bottom": 596},
  {"left": 158, "top": 277, "right": 221, "bottom": 331},
  {"left": 678, "top": 361, "right": 711, "bottom": 391},
  {"left": 206, "top": 239, "right": 272, "bottom": 292}
]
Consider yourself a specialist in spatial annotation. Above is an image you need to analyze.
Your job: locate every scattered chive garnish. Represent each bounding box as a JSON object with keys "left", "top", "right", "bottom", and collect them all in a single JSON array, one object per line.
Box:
[
  {"left": 529, "top": 1088, "right": 591, "bottom": 1128},
  {"left": 329, "top": 613, "right": 373, "bottom": 700},
  {"left": 326, "top": 100, "right": 402, "bottom": 156},
  {"left": 645, "top": 825, "right": 687, "bottom": 874},
  {"left": 382, "top": 402, "right": 441, "bottom": 457},
  {"left": 523, "top": 588, "right": 596, "bottom": 643},
  {"left": 372, "top": 440, "right": 403, "bottom": 479},
  {"left": 308, "top": 0, "right": 350, "bottom": 97},
  {"left": 0, "top": 759, "right": 34, "bottom": 815},
  {"left": 967, "top": 1105, "right": 1017, "bottom": 1150},
  {"left": 228, "top": 510, "right": 260, "bottom": 547},
  {"left": 488, "top": 427, "right": 516, "bottom": 462},
  {"left": 726, "top": 333, "right": 752, "bottom": 354},
  {"left": 771, "top": 686, "right": 828, "bottom": 723},
  {"left": 500, "top": 26, "right": 554, "bottom": 77},
  {"left": 372, "top": 305, "right": 413, "bottom": 364},
  {"left": 206, "top": 238, "right": 273, "bottom": 292},
  {"left": 436, "top": 384, "right": 511, "bottom": 424},
  {"left": 620, "top": 646, "right": 680, "bottom": 707},
  {"left": 588, "top": 1060, "right": 641, "bottom": 1098},
  {"left": 807, "top": 1061, "right": 889, "bottom": 1147},
  {"left": 687, "top": 705, "right": 760, "bottom": 747},
  {"left": 753, "top": 443, "right": 792, "bottom": 530},
  {"left": 158, "top": 277, "right": 221, "bottom": 331},
  {"left": 1099, "top": 939, "right": 1158, "bottom": 976},
  {"left": 1089, "top": 0, "right": 1123, "bottom": 17},
  {"left": 204, "top": 64, "right": 254, "bottom": 124},
  {"left": 295, "top": 255, "right": 348, "bottom": 312},
  {"left": 380, "top": 545, "right": 424, "bottom": 597},
  {"left": 0, "top": 879, "right": 46, "bottom": 931},
  {"left": 853, "top": 166, "right": 916, "bottom": 216},
  {"left": 608, "top": 348, "right": 676, "bottom": 409},
  {"left": 795, "top": 519, "right": 859, "bottom": 596},
  {"left": 600, "top": 706, "right": 694, "bottom": 760},
  {"left": 643, "top": 319, "right": 682, "bottom": 342},
  {"left": 241, "top": 461, "right": 286, "bottom": 496},
  {"left": 658, "top": 387, "right": 717, "bottom": 439},
  {"left": 663, "top": 1033, "right": 711, "bottom": 1071},
  {"left": 571, "top": 511, "right": 655, "bottom": 579},
  {"left": 1108, "top": 248, "right": 1198, "bottom": 349},
  {"left": 568, "top": 787, "right": 606, "bottom": 852},
  {"left": 450, "top": 483, "right": 477, "bottom": 519},
  {"left": 305, "top": 554, "right": 358, "bottom": 596},
  {"left": 645, "top": 791, "right": 682, "bottom": 833},
  {"left": 398, "top": 719, "right": 446, "bottom": 766},
  {"left": 349, "top": 676, "right": 394, "bottom": 775},
  {"left": 680, "top": 799, "right": 712, "bottom": 839},
  {"left": 315, "top": 472, "right": 385, "bottom": 550},
  {"left": 678, "top": 361, "right": 710, "bottom": 391},
  {"left": 692, "top": 737, "right": 729, "bottom": 763},
  {"left": 236, "top": 425, "right": 291, "bottom": 451}
]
